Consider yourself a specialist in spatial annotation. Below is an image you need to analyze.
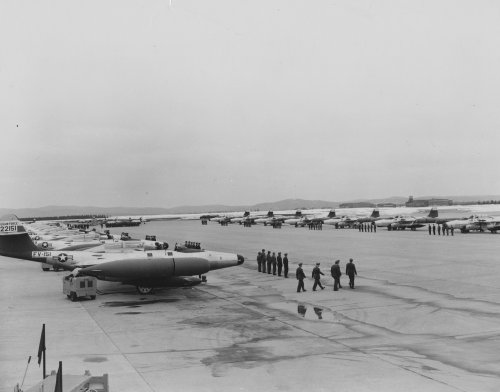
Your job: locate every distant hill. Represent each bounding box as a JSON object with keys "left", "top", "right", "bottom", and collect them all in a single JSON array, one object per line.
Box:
[{"left": 2, "top": 195, "right": 500, "bottom": 218}]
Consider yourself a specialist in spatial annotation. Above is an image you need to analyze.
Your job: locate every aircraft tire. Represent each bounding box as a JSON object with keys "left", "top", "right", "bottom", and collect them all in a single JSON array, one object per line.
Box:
[{"left": 136, "top": 286, "right": 153, "bottom": 295}]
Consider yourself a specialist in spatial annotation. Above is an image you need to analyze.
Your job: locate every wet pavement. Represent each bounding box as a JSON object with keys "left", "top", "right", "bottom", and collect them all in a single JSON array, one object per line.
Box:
[{"left": 1, "top": 222, "right": 500, "bottom": 391}]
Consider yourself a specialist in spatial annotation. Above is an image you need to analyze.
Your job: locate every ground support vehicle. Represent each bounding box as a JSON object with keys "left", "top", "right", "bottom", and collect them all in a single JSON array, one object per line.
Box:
[{"left": 63, "top": 275, "right": 97, "bottom": 301}]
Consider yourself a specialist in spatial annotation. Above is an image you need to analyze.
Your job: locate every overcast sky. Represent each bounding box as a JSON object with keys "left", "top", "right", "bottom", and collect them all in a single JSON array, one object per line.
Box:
[{"left": 1, "top": 0, "right": 499, "bottom": 208}]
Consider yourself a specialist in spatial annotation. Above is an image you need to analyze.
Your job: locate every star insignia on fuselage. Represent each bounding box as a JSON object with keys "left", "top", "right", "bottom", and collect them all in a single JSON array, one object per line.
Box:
[{"left": 52, "top": 253, "right": 73, "bottom": 263}]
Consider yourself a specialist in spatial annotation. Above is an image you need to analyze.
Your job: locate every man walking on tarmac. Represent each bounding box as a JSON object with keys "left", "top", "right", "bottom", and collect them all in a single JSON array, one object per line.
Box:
[
  {"left": 346, "top": 258, "right": 358, "bottom": 289},
  {"left": 330, "top": 260, "right": 342, "bottom": 291},
  {"left": 296, "top": 263, "right": 306, "bottom": 292},
  {"left": 312, "top": 263, "right": 325, "bottom": 291}
]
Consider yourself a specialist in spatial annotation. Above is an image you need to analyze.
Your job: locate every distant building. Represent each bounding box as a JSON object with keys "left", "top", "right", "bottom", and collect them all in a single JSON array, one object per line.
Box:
[
  {"left": 339, "top": 202, "right": 376, "bottom": 208},
  {"left": 376, "top": 203, "right": 398, "bottom": 208},
  {"left": 405, "top": 196, "right": 452, "bottom": 207}
]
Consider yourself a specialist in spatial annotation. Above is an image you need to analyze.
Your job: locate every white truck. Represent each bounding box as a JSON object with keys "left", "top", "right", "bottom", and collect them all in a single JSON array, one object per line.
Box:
[{"left": 63, "top": 275, "right": 97, "bottom": 301}]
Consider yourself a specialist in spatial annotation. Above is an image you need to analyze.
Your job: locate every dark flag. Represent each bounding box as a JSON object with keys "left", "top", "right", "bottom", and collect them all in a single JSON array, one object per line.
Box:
[
  {"left": 54, "top": 361, "right": 63, "bottom": 392},
  {"left": 37, "top": 324, "right": 45, "bottom": 365}
]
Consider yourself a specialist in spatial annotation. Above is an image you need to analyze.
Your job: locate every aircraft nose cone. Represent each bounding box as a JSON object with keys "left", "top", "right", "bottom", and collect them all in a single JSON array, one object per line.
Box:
[{"left": 237, "top": 254, "right": 245, "bottom": 265}]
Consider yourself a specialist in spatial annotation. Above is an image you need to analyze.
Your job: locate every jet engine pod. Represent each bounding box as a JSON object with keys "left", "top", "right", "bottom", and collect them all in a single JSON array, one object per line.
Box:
[
  {"left": 174, "top": 257, "right": 210, "bottom": 276},
  {"left": 80, "top": 257, "right": 176, "bottom": 281}
]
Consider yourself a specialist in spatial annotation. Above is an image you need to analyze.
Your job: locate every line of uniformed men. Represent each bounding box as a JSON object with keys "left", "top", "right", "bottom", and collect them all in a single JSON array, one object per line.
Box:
[
  {"left": 428, "top": 224, "right": 454, "bottom": 236},
  {"left": 256, "top": 249, "right": 289, "bottom": 277}
]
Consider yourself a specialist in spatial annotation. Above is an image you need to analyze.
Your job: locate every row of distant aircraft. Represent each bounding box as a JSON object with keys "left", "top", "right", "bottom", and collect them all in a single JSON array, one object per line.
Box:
[
  {"left": 206, "top": 208, "right": 500, "bottom": 233},
  {"left": 0, "top": 216, "right": 244, "bottom": 294}
]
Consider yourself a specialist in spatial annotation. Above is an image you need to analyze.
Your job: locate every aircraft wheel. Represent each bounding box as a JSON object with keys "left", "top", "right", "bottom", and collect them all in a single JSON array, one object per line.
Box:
[{"left": 136, "top": 286, "right": 153, "bottom": 295}]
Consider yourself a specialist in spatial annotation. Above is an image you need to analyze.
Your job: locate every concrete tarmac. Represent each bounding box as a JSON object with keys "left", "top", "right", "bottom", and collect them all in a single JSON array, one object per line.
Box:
[{"left": 1, "top": 222, "right": 500, "bottom": 391}]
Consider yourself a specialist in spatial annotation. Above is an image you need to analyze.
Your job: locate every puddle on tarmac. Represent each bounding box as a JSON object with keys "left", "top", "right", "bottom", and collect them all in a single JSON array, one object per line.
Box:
[
  {"left": 102, "top": 298, "right": 180, "bottom": 307},
  {"left": 115, "top": 311, "right": 143, "bottom": 315},
  {"left": 84, "top": 357, "right": 108, "bottom": 363},
  {"left": 271, "top": 301, "right": 339, "bottom": 322}
]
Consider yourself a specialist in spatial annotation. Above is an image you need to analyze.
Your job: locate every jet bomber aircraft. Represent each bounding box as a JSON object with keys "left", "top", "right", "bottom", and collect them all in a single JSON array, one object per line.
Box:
[{"left": 0, "top": 221, "right": 244, "bottom": 294}]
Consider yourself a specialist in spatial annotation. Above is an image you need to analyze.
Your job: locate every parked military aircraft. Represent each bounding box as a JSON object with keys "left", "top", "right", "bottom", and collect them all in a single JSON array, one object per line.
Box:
[
  {"left": 0, "top": 222, "right": 244, "bottom": 294},
  {"left": 230, "top": 211, "right": 251, "bottom": 224},
  {"left": 443, "top": 215, "right": 500, "bottom": 233},
  {"left": 258, "top": 210, "right": 302, "bottom": 226},
  {"left": 376, "top": 208, "right": 439, "bottom": 230},
  {"left": 287, "top": 210, "right": 337, "bottom": 227},
  {"left": 253, "top": 211, "right": 275, "bottom": 225},
  {"left": 356, "top": 209, "right": 381, "bottom": 224},
  {"left": 104, "top": 217, "right": 143, "bottom": 227}
]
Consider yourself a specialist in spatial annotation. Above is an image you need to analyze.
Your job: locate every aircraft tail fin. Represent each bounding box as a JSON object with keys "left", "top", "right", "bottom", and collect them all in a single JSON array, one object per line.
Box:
[
  {"left": 0, "top": 222, "right": 38, "bottom": 260},
  {"left": 428, "top": 208, "right": 438, "bottom": 218},
  {"left": 243, "top": 211, "right": 250, "bottom": 217},
  {"left": 371, "top": 209, "right": 380, "bottom": 218},
  {"left": 327, "top": 210, "right": 336, "bottom": 218}
]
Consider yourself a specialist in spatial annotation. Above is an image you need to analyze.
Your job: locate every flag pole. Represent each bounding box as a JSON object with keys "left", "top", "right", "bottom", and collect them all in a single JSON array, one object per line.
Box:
[
  {"left": 43, "top": 344, "right": 46, "bottom": 379},
  {"left": 20, "top": 355, "right": 31, "bottom": 388},
  {"left": 38, "top": 323, "right": 46, "bottom": 379}
]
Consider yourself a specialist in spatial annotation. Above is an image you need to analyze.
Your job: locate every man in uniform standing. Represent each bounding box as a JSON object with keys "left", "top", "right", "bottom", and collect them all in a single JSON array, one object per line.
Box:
[
  {"left": 283, "top": 253, "right": 289, "bottom": 278},
  {"left": 330, "top": 260, "right": 342, "bottom": 291},
  {"left": 312, "top": 262, "right": 325, "bottom": 291},
  {"left": 346, "top": 258, "right": 358, "bottom": 289},
  {"left": 266, "top": 251, "right": 272, "bottom": 274},
  {"left": 271, "top": 252, "right": 277, "bottom": 275},
  {"left": 296, "top": 262, "right": 306, "bottom": 292},
  {"left": 277, "top": 252, "right": 283, "bottom": 276},
  {"left": 257, "top": 251, "right": 262, "bottom": 272}
]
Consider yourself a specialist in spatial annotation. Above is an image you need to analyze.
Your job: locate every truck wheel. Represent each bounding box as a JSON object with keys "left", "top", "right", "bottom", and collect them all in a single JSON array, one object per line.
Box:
[
  {"left": 42, "top": 268, "right": 50, "bottom": 272},
  {"left": 136, "top": 286, "right": 153, "bottom": 295},
  {"left": 90, "top": 295, "right": 96, "bottom": 300},
  {"left": 70, "top": 292, "right": 77, "bottom": 302}
]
